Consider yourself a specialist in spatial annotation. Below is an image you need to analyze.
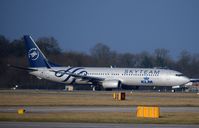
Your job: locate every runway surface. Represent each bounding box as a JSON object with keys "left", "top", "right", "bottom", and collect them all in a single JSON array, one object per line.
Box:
[
  {"left": 0, "top": 122, "right": 198, "bottom": 128},
  {"left": 0, "top": 106, "right": 199, "bottom": 113}
]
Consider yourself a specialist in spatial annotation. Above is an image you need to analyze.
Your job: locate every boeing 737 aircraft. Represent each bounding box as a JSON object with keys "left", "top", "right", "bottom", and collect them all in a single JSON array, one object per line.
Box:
[{"left": 11, "top": 35, "right": 191, "bottom": 89}]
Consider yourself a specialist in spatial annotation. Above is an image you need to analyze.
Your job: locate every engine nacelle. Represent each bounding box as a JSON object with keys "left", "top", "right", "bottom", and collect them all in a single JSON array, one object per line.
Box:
[{"left": 102, "top": 80, "right": 121, "bottom": 89}]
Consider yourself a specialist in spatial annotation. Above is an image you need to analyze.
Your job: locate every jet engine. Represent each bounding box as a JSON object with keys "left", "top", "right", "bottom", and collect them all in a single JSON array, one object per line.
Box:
[{"left": 102, "top": 80, "right": 121, "bottom": 89}]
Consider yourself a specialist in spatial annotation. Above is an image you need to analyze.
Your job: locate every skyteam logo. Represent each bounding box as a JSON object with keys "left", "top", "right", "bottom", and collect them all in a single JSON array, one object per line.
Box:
[
  {"left": 54, "top": 67, "right": 88, "bottom": 84},
  {"left": 28, "top": 48, "right": 39, "bottom": 61},
  {"left": 141, "top": 77, "right": 153, "bottom": 84}
]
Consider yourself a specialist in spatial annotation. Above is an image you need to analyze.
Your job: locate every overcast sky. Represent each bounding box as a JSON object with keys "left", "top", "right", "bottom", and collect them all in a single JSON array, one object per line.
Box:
[{"left": 0, "top": 0, "right": 199, "bottom": 58}]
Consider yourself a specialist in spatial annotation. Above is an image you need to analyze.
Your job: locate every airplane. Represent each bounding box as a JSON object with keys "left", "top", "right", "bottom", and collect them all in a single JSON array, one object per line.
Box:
[{"left": 10, "top": 35, "right": 191, "bottom": 90}]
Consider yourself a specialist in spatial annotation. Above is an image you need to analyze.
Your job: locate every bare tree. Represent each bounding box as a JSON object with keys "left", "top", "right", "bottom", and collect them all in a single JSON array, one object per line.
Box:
[
  {"left": 154, "top": 48, "right": 170, "bottom": 67},
  {"left": 36, "top": 37, "right": 61, "bottom": 55},
  {"left": 90, "top": 43, "right": 112, "bottom": 66}
]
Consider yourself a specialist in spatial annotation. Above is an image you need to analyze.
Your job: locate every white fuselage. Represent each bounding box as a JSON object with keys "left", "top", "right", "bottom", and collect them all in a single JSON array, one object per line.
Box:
[{"left": 30, "top": 67, "right": 190, "bottom": 87}]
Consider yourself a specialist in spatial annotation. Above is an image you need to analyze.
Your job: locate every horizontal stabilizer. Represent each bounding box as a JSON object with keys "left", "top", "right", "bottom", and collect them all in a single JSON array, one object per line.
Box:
[{"left": 8, "top": 64, "right": 38, "bottom": 71}]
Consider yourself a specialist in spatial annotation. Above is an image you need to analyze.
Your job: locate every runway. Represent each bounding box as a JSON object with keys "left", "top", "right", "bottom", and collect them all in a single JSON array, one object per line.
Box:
[
  {"left": 0, "top": 122, "right": 198, "bottom": 128},
  {"left": 0, "top": 106, "right": 199, "bottom": 113},
  {"left": 1, "top": 106, "right": 199, "bottom": 126}
]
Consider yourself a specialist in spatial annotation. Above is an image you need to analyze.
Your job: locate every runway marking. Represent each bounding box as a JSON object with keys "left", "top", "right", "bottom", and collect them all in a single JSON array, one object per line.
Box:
[
  {"left": 0, "top": 106, "right": 199, "bottom": 113},
  {"left": 0, "top": 122, "right": 198, "bottom": 128}
]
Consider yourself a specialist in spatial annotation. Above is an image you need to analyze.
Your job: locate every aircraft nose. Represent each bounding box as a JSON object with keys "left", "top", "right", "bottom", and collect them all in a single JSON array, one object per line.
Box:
[{"left": 182, "top": 76, "right": 190, "bottom": 84}]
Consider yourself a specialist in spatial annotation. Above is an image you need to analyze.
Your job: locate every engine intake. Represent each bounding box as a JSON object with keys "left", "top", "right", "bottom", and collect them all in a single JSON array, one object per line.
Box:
[{"left": 102, "top": 80, "right": 121, "bottom": 89}]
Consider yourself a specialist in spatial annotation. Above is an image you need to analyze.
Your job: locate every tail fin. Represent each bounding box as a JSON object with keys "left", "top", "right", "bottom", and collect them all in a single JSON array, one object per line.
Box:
[{"left": 24, "top": 35, "right": 51, "bottom": 68}]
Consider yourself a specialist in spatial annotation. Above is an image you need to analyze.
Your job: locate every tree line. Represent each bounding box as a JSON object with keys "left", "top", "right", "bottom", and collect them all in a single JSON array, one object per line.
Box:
[{"left": 0, "top": 35, "right": 199, "bottom": 89}]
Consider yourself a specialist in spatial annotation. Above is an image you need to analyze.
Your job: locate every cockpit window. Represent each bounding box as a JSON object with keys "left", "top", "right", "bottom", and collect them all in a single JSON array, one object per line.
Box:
[{"left": 176, "top": 74, "right": 184, "bottom": 76}]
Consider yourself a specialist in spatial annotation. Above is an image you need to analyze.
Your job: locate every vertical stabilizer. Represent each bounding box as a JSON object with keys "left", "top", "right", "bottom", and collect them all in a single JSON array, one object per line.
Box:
[{"left": 24, "top": 35, "right": 51, "bottom": 68}]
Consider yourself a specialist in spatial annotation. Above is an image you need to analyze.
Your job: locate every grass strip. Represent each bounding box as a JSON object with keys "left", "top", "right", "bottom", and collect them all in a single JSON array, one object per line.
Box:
[{"left": 0, "top": 90, "right": 199, "bottom": 107}]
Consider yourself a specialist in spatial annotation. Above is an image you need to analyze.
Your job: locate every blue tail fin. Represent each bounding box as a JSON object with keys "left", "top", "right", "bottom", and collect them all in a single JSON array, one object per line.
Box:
[{"left": 24, "top": 35, "right": 51, "bottom": 68}]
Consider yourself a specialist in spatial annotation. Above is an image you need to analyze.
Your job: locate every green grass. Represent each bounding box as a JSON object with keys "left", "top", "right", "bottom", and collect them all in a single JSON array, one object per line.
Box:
[{"left": 0, "top": 90, "right": 199, "bottom": 107}]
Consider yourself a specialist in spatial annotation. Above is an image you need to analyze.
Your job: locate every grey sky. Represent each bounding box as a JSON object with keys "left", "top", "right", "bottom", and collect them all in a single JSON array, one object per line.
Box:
[{"left": 0, "top": 0, "right": 199, "bottom": 58}]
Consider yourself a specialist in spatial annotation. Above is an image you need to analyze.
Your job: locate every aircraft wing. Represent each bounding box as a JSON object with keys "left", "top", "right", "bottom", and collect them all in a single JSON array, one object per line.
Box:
[{"left": 66, "top": 72, "right": 105, "bottom": 82}]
